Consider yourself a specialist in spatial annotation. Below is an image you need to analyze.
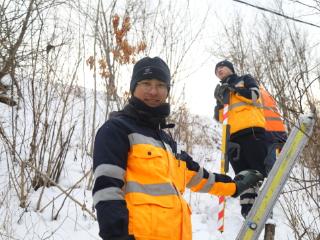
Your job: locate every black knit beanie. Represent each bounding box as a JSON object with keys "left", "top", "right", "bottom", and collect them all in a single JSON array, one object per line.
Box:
[
  {"left": 215, "top": 60, "right": 235, "bottom": 74},
  {"left": 130, "top": 57, "right": 171, "bottom": 93}
]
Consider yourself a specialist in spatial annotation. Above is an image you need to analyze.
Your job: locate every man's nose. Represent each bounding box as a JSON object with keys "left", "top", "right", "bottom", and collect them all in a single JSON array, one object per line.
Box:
[{"left": 149, "top": 86, "right": 158, "bottom": 94}]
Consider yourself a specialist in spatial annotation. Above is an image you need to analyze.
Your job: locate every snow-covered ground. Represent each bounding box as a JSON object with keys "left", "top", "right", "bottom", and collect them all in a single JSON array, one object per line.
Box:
[
  {"left": 0, "top": 116, "right": 295, "bottom": 240},
  {"left": 0, "top": 80, "right": 298, "bottom": 239}
]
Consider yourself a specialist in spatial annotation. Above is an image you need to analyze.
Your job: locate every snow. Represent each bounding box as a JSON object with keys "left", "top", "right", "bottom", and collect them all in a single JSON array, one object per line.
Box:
[
  {"left": 0, "top": 117, "right": 296, "bottom": 240},
  {"left": 0, "top": 86, "right": 297, "bottom": 240}
]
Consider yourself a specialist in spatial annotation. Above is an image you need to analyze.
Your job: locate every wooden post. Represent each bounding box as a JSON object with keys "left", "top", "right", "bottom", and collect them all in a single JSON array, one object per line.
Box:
[{"left": 264, "top": 223, "right": 275, "bottom": 240}]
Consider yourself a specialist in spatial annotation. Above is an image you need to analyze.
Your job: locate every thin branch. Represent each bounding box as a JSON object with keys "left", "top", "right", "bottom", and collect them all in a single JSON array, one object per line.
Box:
[
  {"left": 0, "top": 127, "right": 96, "bottom": 220},
  {"left": 232, "top": 0, "right": 320, "bottom": 29}
]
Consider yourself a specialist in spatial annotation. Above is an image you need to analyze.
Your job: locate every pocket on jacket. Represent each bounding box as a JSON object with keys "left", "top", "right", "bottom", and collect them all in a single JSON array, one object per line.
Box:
[
  {"left": 130, "top": 145, "right": 169, "bottom": 177},
  {"left": 129, "top": 199, "right": 175, "bottom": 238}
]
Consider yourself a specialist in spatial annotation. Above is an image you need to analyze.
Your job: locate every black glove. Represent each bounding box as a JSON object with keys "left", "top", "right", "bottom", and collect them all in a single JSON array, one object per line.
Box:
[
  {"left": 214, "top": 83, "right": 230, "bottom": 104},
  {"left": 232, "top": 170, "right": 264, "bottom": 198},
  {"left": 109, "top": 235, "right": 135, "bottom": 240},
  {"left": 227, "top": 84, "right": 237, "bottom": 92}
]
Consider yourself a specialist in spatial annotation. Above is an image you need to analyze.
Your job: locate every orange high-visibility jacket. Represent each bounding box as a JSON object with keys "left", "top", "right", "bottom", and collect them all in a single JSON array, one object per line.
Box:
[
  {"left": 260, "top": 86, "right": 286, "bottom": 133},
  {"left": 217, "top": 91, "right": 266, "bottom": 135},
  {"left": 93, "top": 109, "right": 236, "bottom": 240},
  {"left": 125, "top": 133, "right": 235, "bottom": 239}
]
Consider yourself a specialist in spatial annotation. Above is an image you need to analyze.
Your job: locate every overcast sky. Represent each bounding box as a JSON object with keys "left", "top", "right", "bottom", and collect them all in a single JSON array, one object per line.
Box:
[{"left": 182, "top": 0, "right": 320, "bottom": 117}]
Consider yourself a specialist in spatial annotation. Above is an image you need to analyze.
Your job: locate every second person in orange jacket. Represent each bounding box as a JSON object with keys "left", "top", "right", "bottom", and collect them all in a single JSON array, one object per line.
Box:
[{"left": 214, "top": 60, "right": 268, "bottom": 218}]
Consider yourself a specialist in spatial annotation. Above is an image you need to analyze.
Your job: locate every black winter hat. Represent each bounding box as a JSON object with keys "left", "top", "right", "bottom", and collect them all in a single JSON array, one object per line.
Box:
[
  {"left": 130, "top": 57, "right": 171, "bottom": 93},
  {"left": 215, "top": 60, "right": 235, "bottom": 74}
]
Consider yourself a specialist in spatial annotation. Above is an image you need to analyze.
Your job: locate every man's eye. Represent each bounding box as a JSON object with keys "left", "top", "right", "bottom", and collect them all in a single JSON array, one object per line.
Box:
[{"left": 141, "top": 82, "right": 151, "bottom": 86}]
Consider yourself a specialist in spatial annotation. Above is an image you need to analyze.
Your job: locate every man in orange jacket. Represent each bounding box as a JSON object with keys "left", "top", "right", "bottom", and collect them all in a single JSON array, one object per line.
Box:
[
  {"left": 93, "top": 57, "right": 263, "bottom": 240},
  {"left": 214, "top": 60, "right": 268, "bottom": 218}
]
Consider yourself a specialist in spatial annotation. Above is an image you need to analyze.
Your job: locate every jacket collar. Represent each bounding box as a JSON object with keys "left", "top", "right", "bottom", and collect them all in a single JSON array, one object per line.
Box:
[
  {"left": 118, "top": 97, "right": 174, "bottom": 129},
  {"left": 221, "top": 73, "right": 238, "bottom": 84}
]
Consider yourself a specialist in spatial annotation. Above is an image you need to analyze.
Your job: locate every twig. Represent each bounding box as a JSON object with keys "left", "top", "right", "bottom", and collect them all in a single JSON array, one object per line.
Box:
[
  {"left": 0, "top": 128, "right": 96, "bottom": 220},
  {"left": 39, "top": 169, "right": 91, "bottom": 213}
]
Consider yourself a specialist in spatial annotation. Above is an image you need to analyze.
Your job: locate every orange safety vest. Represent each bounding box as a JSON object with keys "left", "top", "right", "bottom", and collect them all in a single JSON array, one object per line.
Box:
[
  {"left": 260, "top": 86, "right": 286, "bottom": 132},
  {"left": 125, "top": 133, "right": 235, "bottom": 240},
  {"left": 218, "top": 91, "right": 265, "bottom": 135}
]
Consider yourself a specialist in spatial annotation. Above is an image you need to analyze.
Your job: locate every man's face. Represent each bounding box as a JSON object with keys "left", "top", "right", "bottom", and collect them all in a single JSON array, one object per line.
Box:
[
  {"left": 215, "top": 66, "right": 233, "bottom": 80},
  {"left": 133, "top": 79, "right": 168, "bottom": 107}
]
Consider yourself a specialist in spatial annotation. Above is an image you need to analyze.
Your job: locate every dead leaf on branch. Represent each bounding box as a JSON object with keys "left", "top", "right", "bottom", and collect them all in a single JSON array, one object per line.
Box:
[{"left": 86, "top": 56, "right": 95, "bottom": 70}]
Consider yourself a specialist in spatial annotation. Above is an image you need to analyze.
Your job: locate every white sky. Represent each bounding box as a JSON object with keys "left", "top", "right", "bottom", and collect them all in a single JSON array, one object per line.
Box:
[
  {"left": 76, "top": 0, "right": 320, "bottom": 117},
  {"left": 182, "top": 0, "right": 320, "bottom": 117}
]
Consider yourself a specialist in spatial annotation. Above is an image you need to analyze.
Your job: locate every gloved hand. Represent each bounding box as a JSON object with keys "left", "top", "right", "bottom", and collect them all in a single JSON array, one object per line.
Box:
[
  {"left": 109, "top": 235, "right": 135, "bottom": 240},
  {"left": 227, "top": 84, "right": 237, "bottom": 92},
  {"left": 232, "top": 170, "right": 264, "bottom": 198},
  {"left": 214, "top": 83, "right": 230, "bottom": 104}
]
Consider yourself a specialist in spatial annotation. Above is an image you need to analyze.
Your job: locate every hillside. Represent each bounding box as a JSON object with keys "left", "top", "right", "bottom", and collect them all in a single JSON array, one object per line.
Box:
[{"left": 0, "top": 95, "right": 296, "bottom": 239}]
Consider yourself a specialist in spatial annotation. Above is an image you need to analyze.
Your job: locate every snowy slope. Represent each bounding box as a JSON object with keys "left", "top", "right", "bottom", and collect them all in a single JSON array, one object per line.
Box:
[{"left": 0, "top": 97, "right": 295, "bottom": 240}]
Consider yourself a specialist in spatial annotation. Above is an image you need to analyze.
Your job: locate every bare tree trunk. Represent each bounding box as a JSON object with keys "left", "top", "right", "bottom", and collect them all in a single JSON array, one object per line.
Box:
[
  {"left": 264, "top": 224, "right": 275, "bottom": 240},
  {"left": 212, "top": 11, "right": 320, "bottom": 239},
  {"left": 89, "top": 0, "right": 101, "bottom": 157}
]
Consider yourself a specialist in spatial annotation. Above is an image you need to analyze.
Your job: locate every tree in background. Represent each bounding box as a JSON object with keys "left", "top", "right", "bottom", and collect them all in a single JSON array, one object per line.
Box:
[
  {"left": 212, "top": 9, "right": 320, "bottom": 239},
  {"left": 83, "top": 0, "right": 210, "bottom": 156},
  {"left": 0, "top": 1, "right": 213, "bottom": 238}
]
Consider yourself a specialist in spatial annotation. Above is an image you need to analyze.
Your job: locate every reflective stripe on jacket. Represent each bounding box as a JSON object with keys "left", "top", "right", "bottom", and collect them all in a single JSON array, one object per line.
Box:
[
  {"left": 93, "top": 114, "right": 236, "bottom": 240},
  {"left": 218, "top": 91, "right": 266, "bottom": 135},
  {"left": 125, "top": 132, "right": 235, "bottom": 239},
  {"left": 260, "top": 86, "right": 286, "bottom": 132}
]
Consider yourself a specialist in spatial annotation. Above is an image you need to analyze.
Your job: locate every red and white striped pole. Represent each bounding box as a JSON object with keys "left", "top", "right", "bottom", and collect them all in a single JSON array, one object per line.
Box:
[{"left": 217, "top": 91, "right": 230, "bottom": 233}]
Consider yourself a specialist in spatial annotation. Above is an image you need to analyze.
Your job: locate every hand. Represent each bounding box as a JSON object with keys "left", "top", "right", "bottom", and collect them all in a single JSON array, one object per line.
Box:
[
  {"left": 214, "top": 83, "right": 230, "bottom": 103},
  {"left": 232, "top": 170, "right": 264, "bottom": 198},
  {"left": 227, "top": 84, "right": 236, "bottom": 92}
]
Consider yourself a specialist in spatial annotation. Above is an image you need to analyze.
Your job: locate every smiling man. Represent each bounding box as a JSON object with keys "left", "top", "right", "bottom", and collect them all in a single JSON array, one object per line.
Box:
[
  {"left": 129, "top": 57, "right": 170, "bottom": 108},
  {"left": 92, "top": 57, "right": 263, "bottom": 240}
]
